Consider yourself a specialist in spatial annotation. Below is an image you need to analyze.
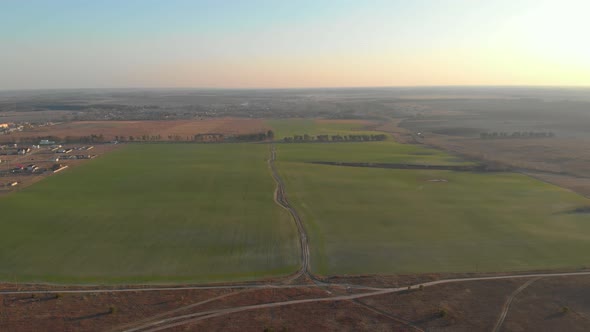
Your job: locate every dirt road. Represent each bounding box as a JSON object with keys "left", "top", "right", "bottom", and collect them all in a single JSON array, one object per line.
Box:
[
  {"left": 492, "top": 277, "right": 541, "bottom": 332},
  {"left": 118, "top": 271, "right": 590, "bottom": 331},
  {"left": 268, "top": 144, "right": 311, "bottom": 279}
]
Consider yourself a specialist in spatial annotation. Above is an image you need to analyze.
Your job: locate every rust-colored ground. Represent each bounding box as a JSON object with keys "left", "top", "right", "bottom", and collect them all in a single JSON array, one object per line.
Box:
[
  {"left": 0, "top": 118, "right": 268, "bottom": 143},
  {"left": 3, "top": 275, "right": 590, "bottom": 331}
]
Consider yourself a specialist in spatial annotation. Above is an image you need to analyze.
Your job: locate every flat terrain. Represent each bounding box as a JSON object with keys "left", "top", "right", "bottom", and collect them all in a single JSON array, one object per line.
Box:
[
  {"left": 424, "top": 134, "right": 590, "bottom": 196},
  {"left": 0, "top": 144, "right": 119, "bottom": 196},
  {"left": 0, "top": 118, "right": 268, "bottom": 143},
  {"left": 3, "top": 275, "right": 590, "bottom": 331},
  {"left": 0, "top": 144, "right": 299, "bottom": 283},
  {"left": 2, "top": 87, "right": 590, "bottom": 330},
  {"left": 266, "top": 119, "right": 377, "bottom": 139},
  {"left": 392, "top": 94, "right": 590, "bottom": 197},
  {"left": 277, "top": 141, "right": 471, "bottom": 166},
  {"left": 276, "top": 141, "right": 590, "bottom": 275}
]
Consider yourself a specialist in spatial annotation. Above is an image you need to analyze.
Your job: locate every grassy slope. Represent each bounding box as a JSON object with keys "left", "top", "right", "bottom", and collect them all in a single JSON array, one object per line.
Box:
[
  {"left": 0, "top": 144, "right": 299, "bottom": 283},
  {"left": 276, "top": 142, "right": 590, "bottom": 275}
]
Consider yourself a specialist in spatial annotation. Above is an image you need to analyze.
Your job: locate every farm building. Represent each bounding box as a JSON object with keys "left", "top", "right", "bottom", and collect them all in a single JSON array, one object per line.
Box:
[{"left": 17, "top": 147, "right": 31, "bottom": 155}]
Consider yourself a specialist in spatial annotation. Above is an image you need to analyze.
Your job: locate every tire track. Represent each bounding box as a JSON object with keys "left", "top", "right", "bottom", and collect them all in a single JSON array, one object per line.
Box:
[
  {"left": 492, "top": 277, "right": 541, "bottom": 332},
  {"left": 268, "top": 144, "right": 311, "bottom": 279},
  {"left": 120, "top": 272, "right": 590, "bottom": 332}
]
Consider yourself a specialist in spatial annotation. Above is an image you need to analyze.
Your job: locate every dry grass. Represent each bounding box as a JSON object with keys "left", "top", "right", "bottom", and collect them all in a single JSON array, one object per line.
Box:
[
  {"left": 424, "top": 134, "right": 590, "bottom": 197},
  {"left": 4, "top": 275, "right": 590, "bottom": 331}
]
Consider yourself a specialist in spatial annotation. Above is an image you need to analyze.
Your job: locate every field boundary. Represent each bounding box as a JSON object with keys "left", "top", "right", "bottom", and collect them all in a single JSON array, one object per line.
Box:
[{"left": 307, "top": 161, "right": 495, "bottom": 172}]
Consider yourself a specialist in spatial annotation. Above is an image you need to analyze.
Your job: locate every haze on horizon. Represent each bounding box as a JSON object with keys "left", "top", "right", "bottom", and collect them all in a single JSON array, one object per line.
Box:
[{"left": 1, "top": 0, "right": 589, "bottom": 90}]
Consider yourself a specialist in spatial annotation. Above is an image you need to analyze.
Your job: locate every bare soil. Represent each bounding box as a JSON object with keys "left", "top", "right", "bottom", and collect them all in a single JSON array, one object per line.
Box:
[{"left": 3, "top": 275, "right": 590, "bottom": 331}]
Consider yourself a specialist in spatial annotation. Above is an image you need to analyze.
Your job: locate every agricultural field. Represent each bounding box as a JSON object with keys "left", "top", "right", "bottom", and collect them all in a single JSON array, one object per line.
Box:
[
  {"left": 0, "top": 118, "right": 268, "bottom": 143},
  {"left": 275, "top": 141, "right": 590, "bottom": 275},
  {"left": 0, "top": 143, "right": 299, "bottom": 283},
  {"left": 266, "top": 119, "right": 377, "bottom": 139},
  {"left": 276, "top": 141, "right": 471, "bottom": 165}
]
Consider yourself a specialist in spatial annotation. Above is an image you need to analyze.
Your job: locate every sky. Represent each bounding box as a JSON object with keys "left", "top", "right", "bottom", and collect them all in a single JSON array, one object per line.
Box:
[{"left": 1, "top": 0, "right": 589, "bottom": 89}]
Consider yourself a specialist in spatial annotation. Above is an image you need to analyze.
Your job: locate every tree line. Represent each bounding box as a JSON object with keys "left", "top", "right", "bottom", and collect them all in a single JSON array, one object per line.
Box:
[
  {"left": 230, "top": 130, "right": 274, "bottom": 142},
  {"left": 283, "top": 133, "right": 387, "bottom": 143},
  {"left": 480, "top": 131, "right": 555, "bottom": 139},
  {"left": 3, "top": 134, "right": 109, "bottom": 144},
  {"left": 3, "top": 131, "right": 275, "bottom": 144}
]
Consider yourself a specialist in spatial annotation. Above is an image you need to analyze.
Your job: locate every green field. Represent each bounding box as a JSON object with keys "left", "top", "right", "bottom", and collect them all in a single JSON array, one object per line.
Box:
[
  {"left": 0, "top": 144, "right": 299, "bottom": 283},
  {"left": 4, "top": 119, "right": 590, "bottom": 283},
  {"left": 267, "top": 119, "right": 378, "bottom": 139},
  {"left": 276, "top": 141, "right": 471, "bottom": 165},
  {"left": 276, "top": 142, "right": 590, "bottom": 275}
]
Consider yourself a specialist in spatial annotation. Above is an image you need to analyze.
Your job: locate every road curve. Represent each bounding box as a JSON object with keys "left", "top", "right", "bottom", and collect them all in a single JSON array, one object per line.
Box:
[{"left": 268, "top": 144, "right": 311, "bottom": 278}]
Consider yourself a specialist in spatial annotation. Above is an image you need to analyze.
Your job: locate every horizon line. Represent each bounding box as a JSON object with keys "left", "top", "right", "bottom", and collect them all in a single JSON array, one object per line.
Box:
[{"left": 2, "top": 84, "right": 590, "bottom": 93}]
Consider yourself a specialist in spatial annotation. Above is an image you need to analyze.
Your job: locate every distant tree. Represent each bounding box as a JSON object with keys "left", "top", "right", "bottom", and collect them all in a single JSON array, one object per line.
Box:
[
  {"left": 317, "top": 135, "right": 329, "bottom": 142},
  {"left": 267, "top": 130, "right": 275, "bottom": 139}
]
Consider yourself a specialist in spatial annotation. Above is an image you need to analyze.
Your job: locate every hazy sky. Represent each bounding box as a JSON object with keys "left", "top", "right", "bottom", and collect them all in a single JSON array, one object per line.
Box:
[{"left": 1, "top": 0, "right": 589, "bottom": 89}]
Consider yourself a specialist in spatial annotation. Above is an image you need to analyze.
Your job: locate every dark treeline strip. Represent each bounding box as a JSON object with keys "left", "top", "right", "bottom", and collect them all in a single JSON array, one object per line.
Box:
[
  {"left": 229, "top": 130, "right": 274, "bottom": 142},
  {"left": 480, "top": 131, "right": 555, "bottom": 139},
  {"left": 283, "top": 133, "right": 387, "bottom": 143},
  {"left": 309, "top": 161, "right": 506, "bottom": 172},
  {"left": 2, "top": 135, "right": 109, "bottom": 144},
  {"left": 3, "top": 131, "right": 275, "bottom": 144}
]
